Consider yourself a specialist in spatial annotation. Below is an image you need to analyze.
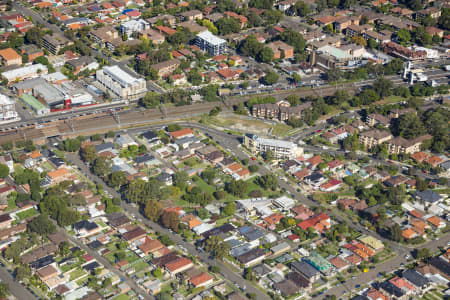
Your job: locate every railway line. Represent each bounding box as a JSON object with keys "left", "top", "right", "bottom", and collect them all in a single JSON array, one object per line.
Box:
[{"left": 0, "top": 70, "right": 447, "bottom": 144}]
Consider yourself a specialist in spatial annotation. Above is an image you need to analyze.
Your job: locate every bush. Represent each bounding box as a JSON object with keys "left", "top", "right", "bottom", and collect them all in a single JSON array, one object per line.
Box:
[{"left": 248, "top": 165, "right": 259, "bottom": 173}]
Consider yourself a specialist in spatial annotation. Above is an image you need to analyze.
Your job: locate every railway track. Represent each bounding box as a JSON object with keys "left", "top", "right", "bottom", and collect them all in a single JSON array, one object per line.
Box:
[{"left": 0, "top": 72, "right": 448, "bottom": 143}]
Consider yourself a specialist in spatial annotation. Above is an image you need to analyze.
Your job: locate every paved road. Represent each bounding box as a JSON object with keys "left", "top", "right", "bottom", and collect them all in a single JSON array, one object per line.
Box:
[
  {"left": 0, "top": 264, "right": 37, "bottom": 299},
  {"left": 319, "top": 233, "right": 450, "bottom": 299},
  {"left": 62, "top": 231, "right": 154, "bottom": 300},
  {"left": 12, "top": 3, "right": 61, "bottom": 33},
  {"left": 66, "top": 152, "right": 271, "bottom": 300}
]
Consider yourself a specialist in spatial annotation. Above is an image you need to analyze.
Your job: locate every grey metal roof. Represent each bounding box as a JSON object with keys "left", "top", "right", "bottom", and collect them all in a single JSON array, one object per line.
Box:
[
  {"left": 415, "top": 190, "right": 442, "bottom": 203},
  {"left": 403, "top": 269, "right": 430, "bottom": 287},
  {"left": 290, "top": 261, "right": 319, "bottom": 279}
]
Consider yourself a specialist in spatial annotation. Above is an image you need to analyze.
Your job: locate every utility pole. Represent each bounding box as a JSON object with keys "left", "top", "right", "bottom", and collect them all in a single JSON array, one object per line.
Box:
[
  {"left": 111, "top": 109, "right": 121, "bottom": 128},
  {"left": 160, "top": 103, "right": 167, "bottom": 119},
  {"left": 68, "top": 109, "right": 74, "bottom": 132}
]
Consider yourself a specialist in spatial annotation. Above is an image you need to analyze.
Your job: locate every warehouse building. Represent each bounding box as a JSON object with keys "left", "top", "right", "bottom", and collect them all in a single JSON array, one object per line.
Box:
[
  {"left": 33, "top": 83, "right": 66, "bottom": 109},
  {"left": 20, "top": 94, "right": 50, "bottom": 115},
  {"left": 1, "top": 64, "right": 48, "bottom": 84},
  {"left": 95, "top": 65, "right": 146, "bottom": 101}
]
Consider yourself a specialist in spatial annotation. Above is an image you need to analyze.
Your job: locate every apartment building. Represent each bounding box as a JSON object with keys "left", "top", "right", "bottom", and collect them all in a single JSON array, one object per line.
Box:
[
  {"left": 0, "top": 93, "right": 18, "bottom": 122},
  {"left": 95, "top": 65, "right": 147, "bottom": 101},
  {"left": 385, "top": 135, "right": 432, "bottom": 154},
  {"left": 266, "top": 41, "right": 294, "bottom": 59},
  {"left": 358, "top": 130, "right": 393, "bottom": 149},
  {"left": 244, "top": 134, "right": 303, "bottom": 159},
  {"left": 0, "top": 48, "right": 22, "bottom": 66},
  {"left": 195, "top": 31, "right": 227, "bottom": 56},
  {"left": 151, "top": 59, "right": 181, "bottom": 77},
  {"left": 251, "top": 101, "right": 311, "bottom": 121},
  {"left": 366, "top": 113, "right": 391, "bottom": 127},
  {"left": 119, "top": 19, "right": 150, "bottom": 37},
  {"left": 42, "top": 34, "right": 72, "bottom": 55},
  {"left": 90, "top": 26, "right": 122, "bottom": 51}
]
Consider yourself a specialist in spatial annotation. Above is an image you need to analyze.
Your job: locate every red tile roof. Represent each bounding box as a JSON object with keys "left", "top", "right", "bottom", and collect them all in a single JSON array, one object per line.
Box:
[{"left": 189, "top": 272, "right": 213, "bottom": 287}]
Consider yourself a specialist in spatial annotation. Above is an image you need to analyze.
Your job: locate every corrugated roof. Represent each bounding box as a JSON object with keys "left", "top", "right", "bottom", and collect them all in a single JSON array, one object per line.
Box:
[{"left": 21, "top": 94, "right": 47, "bottom": 111}]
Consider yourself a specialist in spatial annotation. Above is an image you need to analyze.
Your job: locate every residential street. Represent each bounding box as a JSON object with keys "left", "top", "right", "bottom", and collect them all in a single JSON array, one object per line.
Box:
[
  {"left": 319, "top": 233, "right": 450, "bottom": 299},
  {"left": 66, "top": 152, "right": 271, "bottom": 300},
  {"left": 61, "top": 231, "right": 153, "bottom": 300},
  {"left": 0, "top": 266, "right": 37, "bottom": 299},
  {"left": 63, "top": 121, "right": 449, "bottom": 300}
]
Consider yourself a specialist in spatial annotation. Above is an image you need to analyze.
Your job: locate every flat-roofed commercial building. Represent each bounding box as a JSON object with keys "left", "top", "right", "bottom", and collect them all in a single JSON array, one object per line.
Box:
[
  {"left": 20, "top": 94, "right": 50, "bottom": 115},
  {"left": 244, "top": 134, "right": 303, "bottom": 159},
  {"left": 95, "top": 65, "right": 147, "bottom": 101}
]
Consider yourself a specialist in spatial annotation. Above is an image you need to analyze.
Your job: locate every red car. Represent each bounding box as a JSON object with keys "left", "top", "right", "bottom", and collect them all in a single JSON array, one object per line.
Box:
[
  {"left": 251, "top": 157, "right": 256, "bottom": 161},
  {"left": 316, "top": 129, "right": 322, "bottom": 133}
]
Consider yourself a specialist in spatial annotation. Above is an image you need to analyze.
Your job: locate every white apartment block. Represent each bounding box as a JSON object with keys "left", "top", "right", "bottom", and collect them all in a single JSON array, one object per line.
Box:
[
  {"left": 0, "top": 93, "right": 18, "bottom": 122},
  {"left": 96, "top": 66, "right": 147, "bottom": 101},
  {"left": 244, "top": 134, "right": 303, "bottom": 159},
  {"left": 195, "top": 31, "right": 227, "bottom": 56},
  {"left": 119, "top": 19, "right": 150, "bottom": 37}
]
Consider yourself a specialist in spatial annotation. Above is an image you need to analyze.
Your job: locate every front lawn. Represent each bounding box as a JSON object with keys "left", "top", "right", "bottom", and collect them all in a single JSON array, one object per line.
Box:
[
  {"left": 15, "top": 208, "right": 39, "bottom": 220},
  {"left": 112, "top": 294, "right": 131, "bottom": 300},
  {"left": 69, "top": 268, "right": 87, "bottom": 281}
]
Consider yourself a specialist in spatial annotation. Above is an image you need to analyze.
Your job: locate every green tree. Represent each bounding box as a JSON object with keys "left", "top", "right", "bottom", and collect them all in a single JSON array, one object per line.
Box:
[
  {"left": 0, "top": 282, "right": 9, "bottom": 298},
  {"left": 92, "top": 157, "right": 111, "bottom": 177},
  {"left": 279, "top": 28, "right": 306, "bottom": 53},
  {"left": 222, "top": 202, "right": 236, "bottom": 216},
  {"left": 216, "top": 17, "right": 241, "bottom": 35},
  {"left": 201, "top": 168, "right": 217, "bottom": 184},
  {"left": 326, "top": 68, "right": 342, "bottom": 82},
  {"left": 389, "top": 223, "right": 403, "bottom": 242},
  {"left": 261, "top": 71, "right": 279, "bottom": 85},
  {"left": 204, "top": 235, "right": 230, "bottom": 260},
  {"left": 14, "top": 266, "right": 30, "bottom": 281},
  {"left": 256, "top": 174, "right": 278, "bottom": 190},
  {"left": 226, "top": 180, "right": 249, "bottom": 198},
  {"left": 257, "top": 47, "right": 273, "bottom": 63},
  {"left": 248, "top": 165, "right": 259, "bottom": 173},
  {"left": 109, "top": 171, "right": 127, "bottom": 188},
  {"left": 391, "top": 112, "right": 426, "bottom": 139},
  {"left": 263, "top": 150, "right": 274, "bottom": 162},
  {"left": 244, "top": 267, "right": 257, "bottom": 281},
  {"left": 160, "top": 210, "right": 179, "bottom": 232},
  {"left": 144, "top": 199, "right": 163, "bottom": 222},
  {"left": 152, "top": 267, "right": 163, "bottom": 278},
  {"left": 293, "top": 1, "right": 310, "bottom": 16},
  {"left": 397, "top": 28, "right": 411, "bottom": 45},
  {"left": 27, "top": 214, "right": 56, "bottom": 236},
  {"left": 415, "top": 248, "right": 431, "bottom": 260},
  {"left": 0, "top": 164, "right": 9, "bottom": 178},
  {"left": 373, "top": 77, "right": 393, "bottom": 98},
  {"left": 173, "top": 171, "right": 188, "bottom": 190},
  {"left": 367, "top": 38, "right": 377, "bottom": 49},
  {"left": 167, "top": 124, "right": 182, "bottom": 132}
]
